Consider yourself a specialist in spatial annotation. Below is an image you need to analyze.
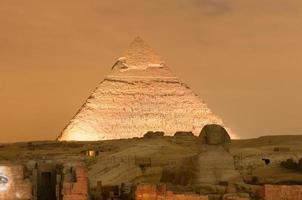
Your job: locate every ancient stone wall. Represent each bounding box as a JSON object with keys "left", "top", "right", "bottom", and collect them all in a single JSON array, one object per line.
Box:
[
  {"left": 0, "top": 164, "right": 32, "bottom": 200},
  {"left": 264, "top": 184, "right": 302, "bottom": 200},
  {"left": 135, "top": 183, "right": 208, "bottom": 200},
  {"left": 222, "top": 193, "right": 250, "bottom": 200},
  {"left": 61, "top": 163, "right": 88, "bottom": 200}
]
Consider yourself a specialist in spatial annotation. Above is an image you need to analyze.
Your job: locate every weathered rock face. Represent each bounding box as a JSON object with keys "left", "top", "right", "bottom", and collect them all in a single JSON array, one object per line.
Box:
[
  {"left": 199, "top": 124, "right": 231, "bottom": 145},
  {"left": 190, "top": 146, "right": 243, "bottom": 186},
  {"left": 61, "top": 163, "right": 88, "bottom": 200},
  {"left": 135, "top": 183, "right": 208, "bottom": 200},
  {"left": 174, "top": 131, "right": 195, "bottom": 138},
  {"left": 160, "top": 126, "right": 241, "bottom": 187},
  {"left": 191, "top": 125, "right": 242, "bottom": 186},
  {"left": 0, "top": 164, "right": 32, "bottom": 200},
  {"left": 143, "top": 131, "right": 165, "bottom": 139},
  {"left": 263, "top": 185, "right": 302, "bottom": 200},
  {"left": 58, "top": 37, "right": 232, "bottom": 141},
  {"left": 222, "top": 193, "right": 250, "bottom": 200}
]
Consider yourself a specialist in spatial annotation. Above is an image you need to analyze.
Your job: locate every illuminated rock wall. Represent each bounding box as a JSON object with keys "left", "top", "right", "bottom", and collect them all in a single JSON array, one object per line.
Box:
[
  {"left": 222, "top": 194, "right": 250, "bottom": 200},
  {"left": 264, "top": 185, "right": 302, "bottom": 200},
  {"left": 58, "top": 37, "right": 232, "bottom": 141},
  {"left": 62, "top": 163, "right": 88, "bottom": 200},
  {"left": 135, "top": 183, "right": 208, "bottom": 200},
  {"left": 0, "top": 164, "right": 32, "bottom": 200}
]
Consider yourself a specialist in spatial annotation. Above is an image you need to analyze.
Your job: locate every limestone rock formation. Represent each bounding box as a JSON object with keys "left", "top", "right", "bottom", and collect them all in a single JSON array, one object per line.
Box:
[
  {"left": 174, "top": 131, "right": 195, "bottom": 138},
  {"left": 58, "top": 37, "right": 232, "bottom": 141},
  {"left": 143, "top": 131, "right": 165, "bottom": 138},
  {"left": 160, "top": 126, "right": 240, "bottom": 187},
  {"left": 191, "top": 125, "right": 242, "bottom": 186},
  {"left": 191, "top": 145, "right": 243, "bottom": 185}
]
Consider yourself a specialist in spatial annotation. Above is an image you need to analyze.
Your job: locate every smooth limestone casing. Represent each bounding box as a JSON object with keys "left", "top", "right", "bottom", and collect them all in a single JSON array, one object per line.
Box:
[{"left": 58, "top": 37, "right": 231, "bottom": 141}]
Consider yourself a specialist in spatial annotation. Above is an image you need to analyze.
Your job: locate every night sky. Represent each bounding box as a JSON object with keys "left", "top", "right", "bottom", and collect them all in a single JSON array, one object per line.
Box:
[{"left": 1, "top": 0, "right": 302, "bottom": 142}]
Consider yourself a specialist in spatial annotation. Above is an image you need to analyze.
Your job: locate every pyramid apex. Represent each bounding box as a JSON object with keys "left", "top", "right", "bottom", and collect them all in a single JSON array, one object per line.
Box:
[
  {"left": 109, "top": 37, "right": 176, "bottom": 78},
  {"left": 129, "top": 36, "right": 150, "bottom": 46},
  {"left": 131, "top": 36, "right": 145, "bottom": 44},
  {"left": 117, "top": 37, "right": 164, "bottom": 70}
]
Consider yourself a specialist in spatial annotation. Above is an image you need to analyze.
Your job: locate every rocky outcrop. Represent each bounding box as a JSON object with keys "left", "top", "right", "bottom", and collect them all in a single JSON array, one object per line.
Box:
[
  {"left": 58, "top": 37, "right": 232, "bottom": 141},
  {"left": 174, "top": 131, "right": 196, "bottom": 138},
  {"left": 143, "top": 131, "right": 165, "bottom": 139}
]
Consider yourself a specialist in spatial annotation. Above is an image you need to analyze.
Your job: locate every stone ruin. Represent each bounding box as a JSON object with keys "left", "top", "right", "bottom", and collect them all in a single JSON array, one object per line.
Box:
[
  {"left": 133, "top": 183, "right": 302, "bottom": 200},
  {"left": 159, "top": 124, "right": 244, "bottom": 199},
  {"left": 263, "top": 185, "right": 302, "bottom": 200},
  {"left": 0, "top": 162, "right": 88, "bottom": 200},
  {"left": 0, "top": 164, "right": 31, "bottom": 200},
  {"left": 135, "top": 183, "right": 208, "bottom": 200},
  {"left": 1, "top": 37, "right": 302, "bottom": 200},
  {"left": 143, "top": 131, "right": 165, "bottom": 139},
  {"left": 1, "top": 126, "right": 302, "bottom": 200},
  {"left": 134, "top": 125, "right": 302, "bottom": 200}
]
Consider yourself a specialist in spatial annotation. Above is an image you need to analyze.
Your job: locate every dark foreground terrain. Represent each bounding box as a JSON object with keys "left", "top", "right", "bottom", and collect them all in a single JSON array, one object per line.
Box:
[{"left": 1, "top": 133, "right": 302, "bottom": 200}]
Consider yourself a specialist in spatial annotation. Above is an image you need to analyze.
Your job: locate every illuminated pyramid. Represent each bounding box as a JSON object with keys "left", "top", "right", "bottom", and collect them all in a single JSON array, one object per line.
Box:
[{"left": 58, "top": 37, "right": 232, "bottom": 141}]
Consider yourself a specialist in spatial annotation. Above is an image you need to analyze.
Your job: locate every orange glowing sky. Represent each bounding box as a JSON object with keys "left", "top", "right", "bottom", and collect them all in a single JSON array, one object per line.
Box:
[{"left": 1, "top": 0, "right": 302, "bottom": 142}]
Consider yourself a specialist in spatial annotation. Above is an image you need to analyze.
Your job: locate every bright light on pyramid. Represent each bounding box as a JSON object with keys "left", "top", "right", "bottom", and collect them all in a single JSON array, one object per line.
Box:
[
  {"left": 58, "top": 37, "right": 236, "bottom": 141},
  {"left": 0, "top": 172, "right": 9, "bottom": 192}
]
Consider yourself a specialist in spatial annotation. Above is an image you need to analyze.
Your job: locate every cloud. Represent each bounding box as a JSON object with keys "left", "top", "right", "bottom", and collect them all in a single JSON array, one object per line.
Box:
[{"left": 192, "top": 0, "right": 231, "bottom": 16}]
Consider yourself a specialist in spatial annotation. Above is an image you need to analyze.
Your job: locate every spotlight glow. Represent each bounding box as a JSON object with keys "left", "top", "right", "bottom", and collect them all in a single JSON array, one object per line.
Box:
[{"left": 0, "top": 173, "right": 9, "bottom": 192}]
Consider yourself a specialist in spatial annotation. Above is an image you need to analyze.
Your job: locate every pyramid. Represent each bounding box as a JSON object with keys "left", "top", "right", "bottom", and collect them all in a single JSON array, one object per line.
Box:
[{"left": 58, "top": 37, "right": 233, "bottom": 141}]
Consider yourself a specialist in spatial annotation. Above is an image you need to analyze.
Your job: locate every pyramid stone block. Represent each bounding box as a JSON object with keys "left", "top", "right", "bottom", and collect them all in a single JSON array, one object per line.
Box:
[{"left": 58, "top": 37, "right": 233, "bottom": 141}]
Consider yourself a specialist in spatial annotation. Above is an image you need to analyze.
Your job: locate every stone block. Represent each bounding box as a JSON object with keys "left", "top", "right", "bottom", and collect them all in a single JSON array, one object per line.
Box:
[
  {"left": 135, "top": 183, "right": 208, "bottom": 200},
  {"left": 264, "top": 185, "right": 302, "bottom": 200},
  {"left": 61, "top": 163, "right": 88, "bottom": 200},
  {"left": 174, "top": 194, "right": 208, "bottom": 200},
  {"left": 223, "top": 193, "right": 250, "bottom": 200}
]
